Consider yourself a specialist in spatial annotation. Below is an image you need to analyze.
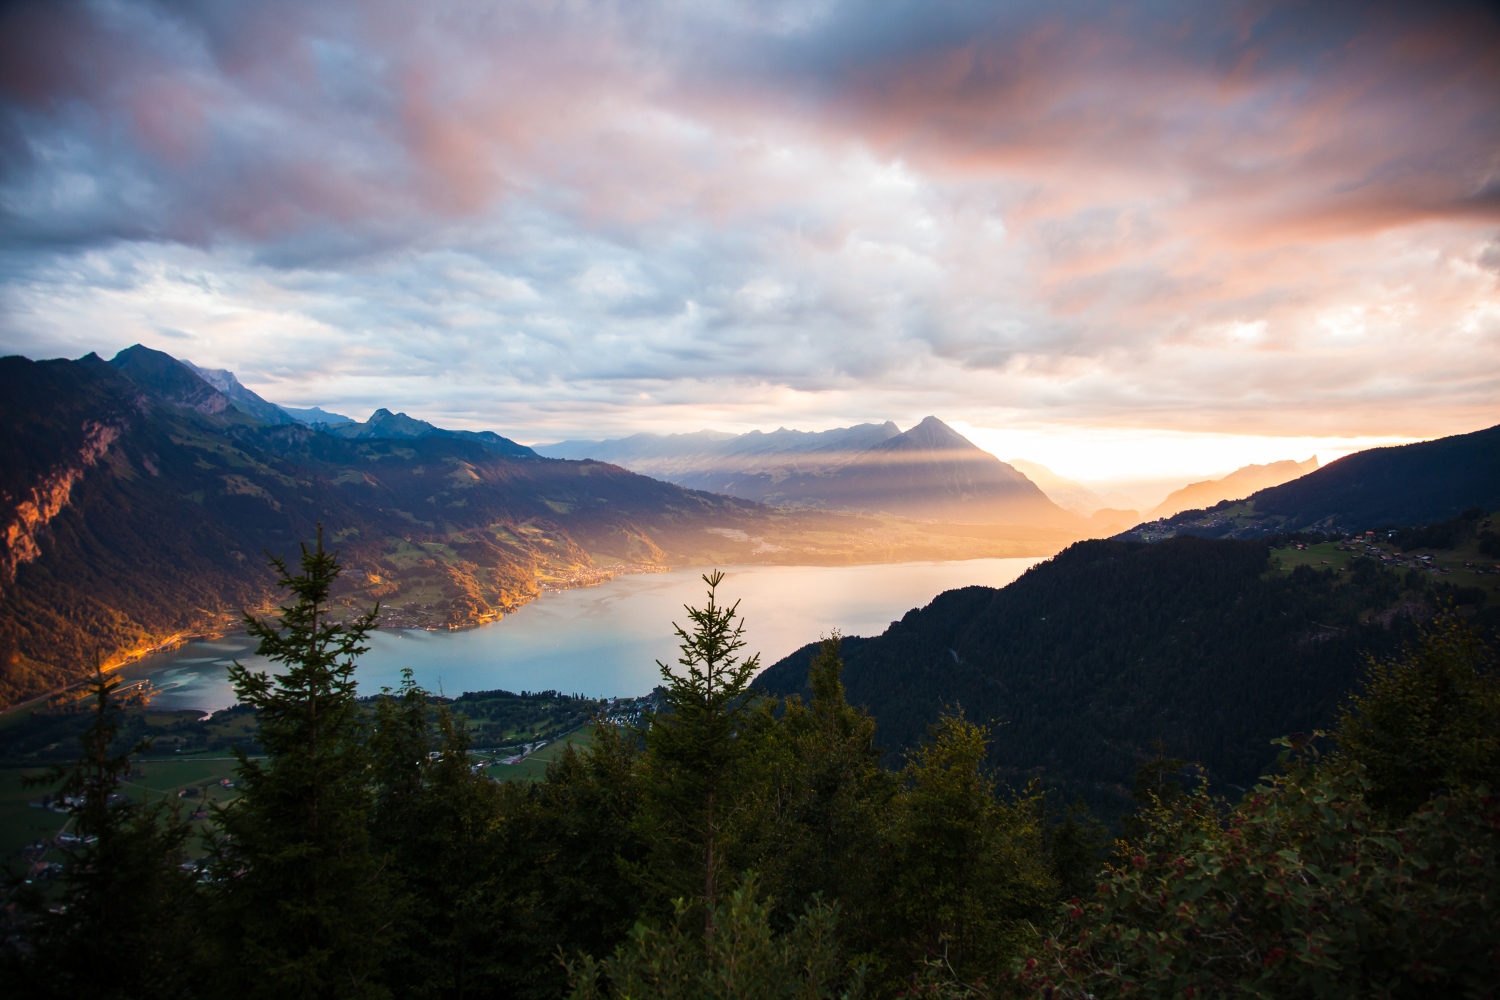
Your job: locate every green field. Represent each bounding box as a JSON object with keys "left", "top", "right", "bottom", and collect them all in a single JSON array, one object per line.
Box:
[
  {"left": 1271, "top": 534, "right": 1500, "bottom": 596},
  {"left": 482, "top": 725, "right": 595, "bottom": 782},
  {"left": 1, "top": 722, "right": 608, "bottom": 872}
]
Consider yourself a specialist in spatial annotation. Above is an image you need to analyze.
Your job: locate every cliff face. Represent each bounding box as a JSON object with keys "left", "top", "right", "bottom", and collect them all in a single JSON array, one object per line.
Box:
[{"left": 2, "top": 419, "right": 123, "bottom": 582}]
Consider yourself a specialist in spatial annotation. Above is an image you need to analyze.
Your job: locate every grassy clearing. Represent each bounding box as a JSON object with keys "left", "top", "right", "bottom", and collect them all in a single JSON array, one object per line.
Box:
[
  {"left": 1272, "top": 536, "right": 1500, "bottom": 594},
  {"left": 484, "top": 726, "right": 596, "bottom": 783}
]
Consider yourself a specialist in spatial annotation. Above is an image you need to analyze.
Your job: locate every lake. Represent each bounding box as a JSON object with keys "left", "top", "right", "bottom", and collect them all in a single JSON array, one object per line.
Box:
[{"left": 118, "top": 558, "right": 1042, "bottom": 711}]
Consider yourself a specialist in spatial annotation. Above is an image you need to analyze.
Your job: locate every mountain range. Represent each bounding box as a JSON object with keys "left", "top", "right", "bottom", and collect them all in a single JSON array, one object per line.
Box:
[
  {"left": 0, "top": 346, "right": 1086, "bottom": 709},
  {"left": 542, "top": 418, "right": 1082, "bottom": 527}
]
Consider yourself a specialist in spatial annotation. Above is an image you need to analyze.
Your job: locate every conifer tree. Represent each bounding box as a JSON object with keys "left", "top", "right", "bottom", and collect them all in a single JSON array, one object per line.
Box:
[
  {"left": 636, "top": 570, "right": 762, "bottom": 942},
  {"left": 208, "top": 529, "right": 390, "bottom": 1000},
  {"left": 877, "top": 714, "right": 1053, "bottom": 990},
  {"left": 513, "top": 720, "right": 650, "bottom": 999},
  {"left": 758, "top": 635, "right": 894, "bottom": 918},
  {"left": 565, "top": 876, "right": 862, "bottom": 1000},
  {"left": 2, "top": 664, "right": 201, "bottom": 999}
]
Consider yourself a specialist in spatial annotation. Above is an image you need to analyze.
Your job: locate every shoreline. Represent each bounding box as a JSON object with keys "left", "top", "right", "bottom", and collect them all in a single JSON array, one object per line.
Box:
[{"left": 2, "top": 554, "right": 1048, "bottom": 718}]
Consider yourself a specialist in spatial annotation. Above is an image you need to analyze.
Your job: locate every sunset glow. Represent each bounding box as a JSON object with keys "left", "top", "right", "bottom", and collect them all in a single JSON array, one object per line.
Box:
[{"left": 1, "top": 1, "right": 1496, "bottom": 479}]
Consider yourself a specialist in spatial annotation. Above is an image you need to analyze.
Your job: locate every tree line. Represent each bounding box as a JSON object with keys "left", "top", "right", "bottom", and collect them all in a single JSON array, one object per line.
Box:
[{"left": 3, "top": 534, "right": 1498, "bottom": 998}]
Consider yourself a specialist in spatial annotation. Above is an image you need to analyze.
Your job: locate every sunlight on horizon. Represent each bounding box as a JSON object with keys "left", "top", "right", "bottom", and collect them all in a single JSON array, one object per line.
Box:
[{"left": 952, "top": 423, "right": 1418, "bottom": 485}]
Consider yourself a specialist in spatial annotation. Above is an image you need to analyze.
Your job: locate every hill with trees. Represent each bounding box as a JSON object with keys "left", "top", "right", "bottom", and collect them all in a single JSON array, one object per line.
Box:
[
  {"left": 755, "top": 532, "right": 1494, "bottom": 812},
  {"left": 1125, "top": 422, "right": 1500, "bottom": 540}
]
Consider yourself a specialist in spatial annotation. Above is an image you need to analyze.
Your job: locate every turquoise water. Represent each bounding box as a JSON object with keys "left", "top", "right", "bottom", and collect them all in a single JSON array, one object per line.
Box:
[{"left": 118, "top": 558, "right": 1041, "bottom": 711}]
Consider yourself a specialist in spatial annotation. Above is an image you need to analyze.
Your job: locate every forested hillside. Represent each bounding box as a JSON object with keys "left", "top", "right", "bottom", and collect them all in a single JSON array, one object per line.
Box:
[
  {"left": 756, "top": 534, "right": 1490, "bottom": 810},
  {"left": 1126, "top": 422, "right": 1500, "bottom": 540}
]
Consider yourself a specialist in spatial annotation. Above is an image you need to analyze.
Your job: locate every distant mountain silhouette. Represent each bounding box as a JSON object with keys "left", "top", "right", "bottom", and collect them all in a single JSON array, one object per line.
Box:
[
  {"left": 539, "top": 423, "right": 900, "bottom": 482},
  {"left": 1005, "top": 459, "right": 1110, "bottom": 516},
  {"left": 281, "top": 405, "right": 355, "bottom": 426},
  {"left": 1124, "top": 423, "right": 1500, "bottom": 540},
  {"left": 324, "top": 408, "right": 537, "bottom": 458},
  {"left": 109, "top": 345, "right": 240, "bottom": 417},
  {"left": 1147, "top": 457, "right": 1320, "bottom": 520},
  {"left": 754, "top": 417, "right": 1076, "bottom": 525},
  {"left": 543, "top": 417, "right": 1079, "bottom": 527}
]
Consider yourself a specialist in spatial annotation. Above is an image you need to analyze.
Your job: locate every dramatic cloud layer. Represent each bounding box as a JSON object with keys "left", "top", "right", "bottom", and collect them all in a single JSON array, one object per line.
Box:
[{"left": 1, "top": 0, "right": 1497, "bottom": 476}]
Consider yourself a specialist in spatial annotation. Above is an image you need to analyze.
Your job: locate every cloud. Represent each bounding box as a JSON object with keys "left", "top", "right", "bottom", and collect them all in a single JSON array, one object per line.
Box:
[{"left": 0, "top": 0, "right": 1496, "bottom": 460}]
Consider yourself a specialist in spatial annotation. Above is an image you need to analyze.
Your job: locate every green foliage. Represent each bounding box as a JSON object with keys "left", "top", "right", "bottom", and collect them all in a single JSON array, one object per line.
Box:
[
  {"left": 2, "top": 667, "right": 202, "bottom": 999},
  {"left": 207, "top": 530, "right": 392, "bottom": 1000},
  {"left": 376, "top": 686, "right": 512, "bottom": 999},
  {"left": 1014, "top": 748, "right": 1500, "bottom": 999},
  {"left": 564, "top": 877, "right": 863, "bottom": 1000},
  {"left": 755, "top": 536, "right": 1421, "bottom": 814},
  {"left": 1335, "top": 613, "right": 1500, "bottom": 817},
  {"left": 754, "top": 635, "right": 895, "bottom": 919},
  {"left": 503, "top": 722, "right": 652, "bottom": 998},
  {"left": 635, "top": 570, "right": 764, "bottom": 930},
  {"left": 1391, "top": 507, "right": 1488, "bottom": 552},
  {"left": 873, "top": 715, "right": 1055, "bottom": 991},
  {"left": 1041, "top": 800, "right": 1110, "bottom": 904},
  {"left": 19, "top": 531, "right": 1500, "bottom": 1000}
]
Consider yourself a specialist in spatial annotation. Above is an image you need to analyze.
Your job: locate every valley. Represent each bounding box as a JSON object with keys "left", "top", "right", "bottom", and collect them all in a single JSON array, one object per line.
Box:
[{"left": 0, "top": 347, "right": 1086, "bottom": 710}]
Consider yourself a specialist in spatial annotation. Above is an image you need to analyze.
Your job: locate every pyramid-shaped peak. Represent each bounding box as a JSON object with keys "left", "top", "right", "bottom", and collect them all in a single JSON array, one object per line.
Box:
[{"left": 884, "top": 415, "right": 979, "bottom": 452}]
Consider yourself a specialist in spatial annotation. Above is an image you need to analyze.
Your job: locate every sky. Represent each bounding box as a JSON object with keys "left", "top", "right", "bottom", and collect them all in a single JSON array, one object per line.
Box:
[{"left": 1, "top": 0, "right": 1497, "bottom": 482}]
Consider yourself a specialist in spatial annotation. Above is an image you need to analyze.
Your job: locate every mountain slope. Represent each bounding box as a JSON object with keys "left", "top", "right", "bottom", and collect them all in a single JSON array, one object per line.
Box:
[
  {"left": 1147, "top": 457, "right": 1320, "bottom": 520},
  {"left": 1125, "top": 423, "right": 1500, "bottom": 540},
  {"left": 183, "top": 361, "right": 300, "bottom": 425},
  {"left": 755, "top": 536, "right": 1437, "bottom": 811},
  {"left": 325, "top": 407, "right": 538, "bottom": 458},
  {"left": 1005, "top": 459, "right": 1112, "bottom": 516},
  {"left": 0, "top": 352, "right": 808, "bottom": 707}
]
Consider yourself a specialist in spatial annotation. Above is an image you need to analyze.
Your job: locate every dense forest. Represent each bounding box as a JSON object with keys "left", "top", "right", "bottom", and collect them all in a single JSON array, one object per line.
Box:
[
  {"left": 757, "top": 530, "right": 1494, "bottom": 813},
  {"left": 2, "top": 536, "right": 1497, "bottom": 999}
]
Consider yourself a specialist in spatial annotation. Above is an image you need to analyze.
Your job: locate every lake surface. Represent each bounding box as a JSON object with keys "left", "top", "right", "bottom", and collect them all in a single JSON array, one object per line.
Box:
[{"left": 118, "top": 558, "right": 1041, "bottom": 711}]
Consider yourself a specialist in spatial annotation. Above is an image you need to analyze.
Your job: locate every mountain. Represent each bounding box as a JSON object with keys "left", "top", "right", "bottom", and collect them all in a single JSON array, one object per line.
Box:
[
  {"left": 757, "top": 416, "right": 1079, "bottom": 524},
  {"left": 183, "top": 361, "right": 301, "bottom": 425},
  {"left": 1147, "top": 457, "right": 1320, "bottom": 520},
  {"left": 0, "top": 350, "right": 1079, "bottom": 710},
  {"left": 755, "top": 534, "right": 1449, "bottom": 812},
  {"left": 1124, "top": 423, "right": 1500, "bottom": 541},
  {"left": 323, "top": 407, "right": 538, "bottom": 458},
  {"left": 281, "top": 406, "right": 355, "bottom": 426},
  {"left": 537, "top": 423, "right": 900, "bottom": 483},
  {"left": 108, "top": 345, "right": 240, "bottom": 417},
  {"left": 544, "top": 417, "right": 1079, "bottom": 527}
]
